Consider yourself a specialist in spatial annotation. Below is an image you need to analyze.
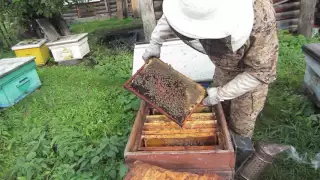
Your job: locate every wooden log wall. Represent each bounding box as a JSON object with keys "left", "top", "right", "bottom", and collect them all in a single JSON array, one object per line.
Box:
[
  {"left": 62, "top": 0, "right": 133, "bottom": 22},
  {"left": 314, "top": 0, "right": 320, "bottom": 27},
  {"left": 275, "top": 0, "right": 301, "bottom": 32}
]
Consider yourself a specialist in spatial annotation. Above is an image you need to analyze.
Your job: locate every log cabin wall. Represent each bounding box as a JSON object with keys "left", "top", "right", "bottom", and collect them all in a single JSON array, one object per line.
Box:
[
  {"left": 315, "top": 0, "right": 320, "bottom": 27},
  {"left": 275, "top": 0, "right": 301, "bottom": 32},
  {"left": 62, "top": 0, "right": 133, "bottom": 23}
]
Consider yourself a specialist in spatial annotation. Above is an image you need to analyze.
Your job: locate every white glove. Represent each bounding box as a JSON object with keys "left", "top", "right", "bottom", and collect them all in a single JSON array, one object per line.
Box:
[
  {"left": 142, "top": 43, "right": 161, "bottom": 61},
  {"left": 202, "top": 88, "right": 220, "bottom": 106},
  {"left": 202, "top": 72, "right": 262, "bottom": 106},
  {"left": 142, "top": 14, "right": 175, "bottom": 62}
]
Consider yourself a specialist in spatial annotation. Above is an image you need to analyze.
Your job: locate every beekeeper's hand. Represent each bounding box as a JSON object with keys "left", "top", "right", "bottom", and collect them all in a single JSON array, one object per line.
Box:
[
  {"left": 142, "top": 14, "right": 174, "bottom": 63},
  {"left": 142, "top": 43, "right": 161, "bottom": 62},
  {"left": 202, "top": 87, "right": 220, "bottom": 106},
  {"left": 202, "top": 72, "right": 262, "bottom": 106}
]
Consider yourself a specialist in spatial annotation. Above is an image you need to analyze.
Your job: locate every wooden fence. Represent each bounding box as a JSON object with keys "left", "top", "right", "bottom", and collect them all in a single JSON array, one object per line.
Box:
[
  {"left": 135, "top": 0, "right": 319, "bottom": 41},
  {"left": 62, "top": 0, "right": 133, "bottom": 22}
]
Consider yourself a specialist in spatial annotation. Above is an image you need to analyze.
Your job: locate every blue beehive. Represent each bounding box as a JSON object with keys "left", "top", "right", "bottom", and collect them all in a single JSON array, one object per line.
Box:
[{"left": 0, "top": 56, "right": 41, "bottom": 108}]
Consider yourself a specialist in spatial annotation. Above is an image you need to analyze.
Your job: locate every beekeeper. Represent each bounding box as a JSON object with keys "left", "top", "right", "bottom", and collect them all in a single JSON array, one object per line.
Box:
[{"left": 142, "top": 0, "right": 278, "bottom": 138}]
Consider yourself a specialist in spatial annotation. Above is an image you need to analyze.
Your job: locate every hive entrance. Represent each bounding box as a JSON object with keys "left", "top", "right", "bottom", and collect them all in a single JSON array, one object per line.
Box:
[
  {"left": 124, "top": 58, "right": 206, "bottom": 126},
  {"left": 138, "top": 107, "right": 220, "bottom": 151}
]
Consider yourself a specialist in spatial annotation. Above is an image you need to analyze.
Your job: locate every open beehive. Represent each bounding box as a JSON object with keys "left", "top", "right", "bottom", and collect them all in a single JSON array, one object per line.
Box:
[
  {"left": 124, "top": 58, "right": 206, "bottom": 126},
  {"left": 124, "top": 102, "right": 235, "bottom": 179}
]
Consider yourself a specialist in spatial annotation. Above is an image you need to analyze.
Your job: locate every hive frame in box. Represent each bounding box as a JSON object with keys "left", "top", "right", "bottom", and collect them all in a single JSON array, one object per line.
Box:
[
  {"left": 124, "top": 101, "right": 235, "bottom": 180},
  {"left": 124, "top": 59, "right": 205, "bottom": 127}
]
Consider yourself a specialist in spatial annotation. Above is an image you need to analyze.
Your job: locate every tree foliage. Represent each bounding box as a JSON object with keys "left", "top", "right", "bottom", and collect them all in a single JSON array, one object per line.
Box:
[{"left": 0, "top": 0, "right": 91, "bottom": 22}]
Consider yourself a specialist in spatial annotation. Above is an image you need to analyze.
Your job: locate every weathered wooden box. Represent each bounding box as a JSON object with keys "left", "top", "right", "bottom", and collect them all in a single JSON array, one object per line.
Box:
[{"left": 124, "top": 101, "right": 235, "bottom": 179}]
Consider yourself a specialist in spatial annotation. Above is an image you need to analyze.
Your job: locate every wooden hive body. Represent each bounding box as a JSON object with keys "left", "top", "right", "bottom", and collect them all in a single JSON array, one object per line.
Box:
[{"left": 124, "top": 101, "right": 235, "bottom": 180}]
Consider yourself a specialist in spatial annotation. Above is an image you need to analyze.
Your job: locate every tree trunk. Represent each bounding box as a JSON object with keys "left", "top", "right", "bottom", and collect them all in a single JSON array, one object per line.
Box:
[
  {"left": 298, "top": 0, "right": 317, "bottom": 37},
  {"left": 116, "top": 0, "right": 124, "bottom": 19},
  {"left": 139, "top": 0, "right": 156, "bottom": 42}
]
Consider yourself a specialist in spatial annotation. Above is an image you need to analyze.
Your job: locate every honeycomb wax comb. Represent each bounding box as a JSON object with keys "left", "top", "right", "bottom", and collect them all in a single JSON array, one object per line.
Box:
[{"left": 124, "top": 58, "right": 206, "bottom": 126}]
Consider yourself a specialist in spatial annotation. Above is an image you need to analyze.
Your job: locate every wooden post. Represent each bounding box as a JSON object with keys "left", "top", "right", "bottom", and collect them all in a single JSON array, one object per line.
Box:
[
  {"left": 123, "top": 0, "right": 129, "bottom": 18},
  {"left": 298, "top": 0, "right": 317, "bottom": 37},
  {"left": 104, "top": 0, "right": 112, "bottom": 17},
  {"left": 116, "top": 0, "right": 124, "bottom": 19},
  {"left": 139, "top": 0, "right": 156, "bottom": 42},
  {"left": 131, "top": 0, "right": 140, "bottom": 17}
]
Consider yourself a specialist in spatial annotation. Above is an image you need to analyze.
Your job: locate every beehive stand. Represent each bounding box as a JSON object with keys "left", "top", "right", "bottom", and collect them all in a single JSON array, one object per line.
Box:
[
  {"left": 124, "top": 58, "right": 206, "bottom": 126},
  {"left": 124, "top": 102, "right": 235, "bottom": 180}
]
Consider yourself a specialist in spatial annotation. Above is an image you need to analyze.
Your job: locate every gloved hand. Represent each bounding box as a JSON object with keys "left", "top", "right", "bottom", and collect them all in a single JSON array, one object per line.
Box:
[
  {"left": 142, "top": 14, "right": 174, "bottom": 63},
  {"left": 202, "top": 72, "right": 262, "bottom": 106},
  {"left": 202, "top": 87, "right": 220, "bottom": 106},
  {"left": 142, "top": 43, "right": 161, "bottom": 62}
]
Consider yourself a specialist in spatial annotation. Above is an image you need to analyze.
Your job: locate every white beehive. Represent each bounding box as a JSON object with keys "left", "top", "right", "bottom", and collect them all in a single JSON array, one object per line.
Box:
[{"left": 46, "top": 33, "right": 90, "bottom": 62}]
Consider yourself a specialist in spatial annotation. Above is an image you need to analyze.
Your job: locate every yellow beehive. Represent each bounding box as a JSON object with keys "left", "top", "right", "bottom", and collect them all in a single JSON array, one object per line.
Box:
[{"left": 11, "top": 39, "right": 50, "bottom": 66}]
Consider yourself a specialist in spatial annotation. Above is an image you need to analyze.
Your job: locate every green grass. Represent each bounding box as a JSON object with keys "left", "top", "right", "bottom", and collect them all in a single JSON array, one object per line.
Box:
[
  {"left": 254, "top": 31, "right": 320, "bottom": 179},
  {"left": 0, "top": 46, "right": 139, "bottom": 179},
  {"left": 0, "top": 49, "right": 15, "bottom": 59},
  {"left": 70, "top": 18, "right": 142, "bottom": 34},
  {"left": 0, "top": 29, "right": 320, "bottom": 179}
]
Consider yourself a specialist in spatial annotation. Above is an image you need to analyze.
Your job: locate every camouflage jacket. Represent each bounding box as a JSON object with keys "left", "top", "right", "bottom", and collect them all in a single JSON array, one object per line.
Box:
[
  {"left": 151, "top": 0, "right": 279, "bottom": 84},
  {"left": 208, "top": 0, "right": 279, "bottom": 84}
]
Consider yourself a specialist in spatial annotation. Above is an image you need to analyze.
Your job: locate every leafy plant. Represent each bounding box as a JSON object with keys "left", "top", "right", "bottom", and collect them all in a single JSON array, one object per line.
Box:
[{"left": 0, "top": 32, "right": 137, "bottom": 179}]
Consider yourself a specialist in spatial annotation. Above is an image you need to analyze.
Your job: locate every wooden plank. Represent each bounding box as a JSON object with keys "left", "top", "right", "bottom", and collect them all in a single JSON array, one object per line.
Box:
[
  {"left": 143, "top": 120, "right": 218, "bottom": 131},
  {"left": 153, "top": 0, "right": 162, "bottom": 11},
  {"left": 123, "top": 0, "right": 129, "bottom": 18},
  {"left": 79, "top": 11, "right": 96, "bottom": 18},
  {"left": 143, "top": 133, "right": 217, "bottom": 147},
  {"left": 214, "top": 104, "right": 233, "bottom": 152},
  {"left": 274, "top": 2, "right": 300, "bottom": 13},
  {"left": 281, "top": 25, "right": 298, "bottom": 31},
  {"left": 142, "top": 128, "right": 216, "bottom": 135},
  {"left": 95, "top": 5, "right": 109, "bottom": 11},
  {"left": 276, "top": 10, "right": 300, "bottom": 20},
  {"left": 138, "top": 146, "right": 216, "bottom": 151},
  {"left": 176, "top": 169, "right": 234, "bottom": 180},
  {"left": 95, "top": 10, "right": 109, "bottom": 14},
  {"left": 125, "top": 151, "right": 235, "bottom": 170},
  {"left": 63, "top": 9, "right": 78, "bottom": 14},
  {"left": 104, "top": 0, "right": 112, "bottom": 16},
  {"left": 109, "top": 4, "right": 117, "bottom": 9},
  {"left": 63, "top": 13, "right": 78, "bottom": 17},
  {"left": 273, "top": 0, "right": 290, "bottom": 6},
  {"left": 140, "top": 0, "right": 157, "bottom": 41},
  {"left": 116, "top": 0, "right": 124, "bottom": 19},
  {"left": 150, "top": 106, "right": 212, "bottom": 115},
  {"left": 131, "top": 0, "right": 140, "bottom": 17},
  {"left": 298, "top": 0, "right": 317, "bottom": 37},
  {"left": 155, "top": 11, "right": 163, "bottom": 20},
  {"left": 277, "top": 18, "right": 299, "bottom": 29},
  {"left": 124, "top": 101, "right": 148, "bottom": 153},
  {"left": 145, "top": 113, "right": 215, "bottom": 122}
]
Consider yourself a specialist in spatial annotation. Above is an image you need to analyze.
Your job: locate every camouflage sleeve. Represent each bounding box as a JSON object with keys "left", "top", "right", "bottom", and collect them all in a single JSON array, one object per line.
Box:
[{"left": 243, "top": 0, "right": 279, "bottom": 84}]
